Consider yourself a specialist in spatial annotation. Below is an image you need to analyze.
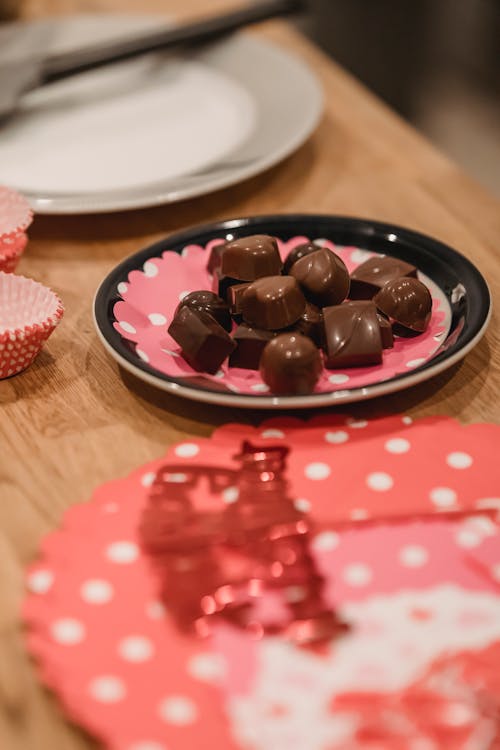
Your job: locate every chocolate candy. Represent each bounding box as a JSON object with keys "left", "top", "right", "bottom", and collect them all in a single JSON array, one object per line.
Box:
[
  {"left": 350, "top": 256, "right": 417, "bottom": 299},
  {"left": 168, "top": 306, "right": 236, "bottom": 374},
  {"left": 377, "top": 313, "right": 394, "bottom": 349},
  {"left": 323, "top": 301, "right": 383, "bottom": 368},
  {"left": 292, "top": 302, "right": 324, "bottom": 347},
  {"left": 241, "top": 276, "right": 306, "bottom": 331},
  {"left": 206, "top": 241, "right": 226, "bottom": 274},
  {"left": 229, "top": 324, "right": 275, "bottom": 370},
  {"left": 290, "top": 248, "right": 350, "bottom": 307},
  {"left": 221, "top": 235, "right": 282, "bottom": 281},
  {"left": 177, "top": 290, "right": 232, "bottom": 332},
  {"left": 283, "top": 242, "right": 321, "bottom": 274},
  {"left": 260, "top": 333, "right": 323, "bottom": 395},
  {"left": 374, "top": 277, "right": 432, "bottom": 333},
  {"left": 228, "top": 282, "right": 251, "bottom": 315},
  {"left": 211, "top": 270, "right": 242, "bottom": 302}
]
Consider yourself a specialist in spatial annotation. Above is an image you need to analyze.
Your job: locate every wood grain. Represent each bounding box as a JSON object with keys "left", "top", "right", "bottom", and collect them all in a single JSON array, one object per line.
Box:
[{"left": 1, "top": 1, "right": 500, "bottom": 747}]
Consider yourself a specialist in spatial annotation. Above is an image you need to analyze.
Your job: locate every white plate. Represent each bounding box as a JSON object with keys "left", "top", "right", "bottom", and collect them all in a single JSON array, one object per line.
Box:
[{"left": 0, "top": 14, "right": 322, "bottom": 214}]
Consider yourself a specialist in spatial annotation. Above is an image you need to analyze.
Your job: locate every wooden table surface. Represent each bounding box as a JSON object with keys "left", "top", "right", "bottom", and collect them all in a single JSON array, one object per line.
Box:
[{"left": 1, "top": 1, "right": 500, "bottom": 747}]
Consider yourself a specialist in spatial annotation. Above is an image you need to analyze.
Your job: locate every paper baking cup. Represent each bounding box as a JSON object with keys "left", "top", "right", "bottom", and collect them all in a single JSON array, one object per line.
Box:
[
  {"left": 0, "top": 186, "right": 33, "bottom": 273},
  {"left": 0, "top": 272, "right": 63, "bottom": 378}
]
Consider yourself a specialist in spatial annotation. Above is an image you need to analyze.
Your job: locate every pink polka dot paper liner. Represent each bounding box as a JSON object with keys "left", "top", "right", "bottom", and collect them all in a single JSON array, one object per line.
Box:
[
  {"left": 0, "top": 272, "right": 64, "bottom": 378},
  {"left": 0, "top": 186, "right": 33, "bottom": 273},
  {"left": 23, "top": 415, "right": 500, "bottom": 749},
  {"left": 112, "top": 238, "right": 448, "bottom": 395}
]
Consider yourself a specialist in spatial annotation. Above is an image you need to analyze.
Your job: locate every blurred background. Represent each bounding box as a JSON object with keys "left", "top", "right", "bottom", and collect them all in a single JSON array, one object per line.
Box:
[{"left": 299, "top": 0, "right": 500, "bottom": 196}]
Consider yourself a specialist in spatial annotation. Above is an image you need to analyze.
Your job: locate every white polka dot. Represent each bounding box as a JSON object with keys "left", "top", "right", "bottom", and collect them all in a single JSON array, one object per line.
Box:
[
  {"left": 312, "top": 531, "right": 339, "bottom": 551},
  {"left": 174, "top": 443, "right": 200, "bottom": 458},
  {"left": 166, "top": 473, "right": 187, "bottom": 483},
  {"left": 136, "top": 348, "right": 149, "bottom": 362},
  {"left": 223, "top": 486, "right": 239, "bottom": 503},
  {"left": 188, "top": 653, "right": 226, "bottom": 682},
  {"left": 285, "top": 585, "right": 307, "bottom": 603},
  {"left": 490, "top": 564, "right": 500, "bottom": 582},
  {"left": 476, "top": 497, "right": 500, "bottom": 511},
  {"left": 429, "top": 487, "right": 457, "bottom": 508},
  {"left": 455, "top": 528, "right": 482, "bottom": 548},
  {"left": 346, "top": 418, "right": 368, "bottom": 429},
  {"left": 446, "top": 452, "right": 473, "bottom": 469},
  {"left": 51, "top": 618, "right": 85, "bottom": 645},
  {"left": 350, "top": 249, "right": 371, "bottom": 264},
  {"left": 251, "top": 383, "right": 270, "bottom": 393},
  {"left": 406, "top": 358, "right": 426, "bottom": 368},
  {"left": 399, "top": 545, "right": 429, "bottom": 567},
  {"left": 324, "top": 430, "right": 349, "bottom": 444},
  {"left": 178, "top": 290, "right": 190, "bottom": 301},
  {"left": 441, "top": 702, "right": 475, "bottom": 727},
  {"left": 148, "top": 313, "right": 167, "bottom": 326},
  {"left": 385, "top": 438, "right": 410, "bottom": 454},
  {"left": 81, "top": 579, "right": 114, "bottom": 604},
  {"left": 366, "top": 472, "right": 394, "bottom": 491},
  {"left": 312, "top": 237, "right": 328, "bottom": 246},
  {"left": 294, "top": 498, "right": 311, "bottom": 512},
  {"left": 146, "top": 600, "right": 166, "bottom": 620},
  {"left": 343, "top": 563, "right": 373, "bottom": 587},
  {"left": 119, "top": 321, "right": 136, "bottom": 334},
  {"left": 118, "top": 636, "right": 154, "bottom": 663},
  {"left": 27, "top": 569, "right": 54, "bottom": 594},
  {"left": 402, "top": 416, "right": 413, "bottom": 425},
  {"left": 214, "top": 369, "right": 225, "bottom": 379},
  {"left": 117, "top": 282, "right": 128, "bottom": 295},
  {"left": 350, "top": 508, "right": 369, "bottom": 520},
  {"left": 143, "top": 261, "right": 158, "bottom": 277},
  {"left": 141, "top": 471, "right": 156, "bottom": 487},
  {"left": 128, "top": 742, "right": 166, "bottom": 750},
  {"left": 261, "top": 429, "right": 285, "bottom": 438},
  {"left": 464, "top": 515, "right": 497, "bottom": 537},
  {"left": 328, "top": 373, "right": 350, "bottom": 385},
  {"left": 89, "top": 676, "right": 126, "bottom": 703},
  {"left": 159, "top": 696, "right": 197, "bottom": 725},
  {"left": 106, "top": 541, "right": 139, "bottom": 564},
  {"left": 305, "top": 462, "right": 331, "bottom": 480}
]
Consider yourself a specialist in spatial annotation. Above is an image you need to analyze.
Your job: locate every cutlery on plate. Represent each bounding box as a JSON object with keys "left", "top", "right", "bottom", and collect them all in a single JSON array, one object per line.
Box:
[{"left": 0, "top": 0, "right": 305, "bottom": 121}]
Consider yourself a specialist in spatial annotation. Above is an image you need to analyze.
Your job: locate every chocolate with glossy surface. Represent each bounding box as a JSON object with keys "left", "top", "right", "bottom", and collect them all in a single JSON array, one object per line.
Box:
[
  {"left": 211, "top": 270, "right": 242, "bottom": 302},
  {"left": 229, "top": 324, "right": 275, "bottom": 370},
  {"left": 283, "top": 242, "right": 321, "bottom": 275},
  {"left": 323, "top": 301, "right": 383, "bottom": 368},
  {"left": 168, "top": 306, "right": 236, "bottom": 374},
  {"left": 260, "top": 333, "right": 323, "bottom": 395},
  {"left": 374, "top": 277, "right": 432, "bottom": 332},
  {"left": 290, "top": 248, "right": 350, "bottom": 307},
  {"left": 241, "top": 276, "right": 306, "bottom": 330},
  {"left": 350, "top": 255, "right": 417, "bottom": 299},
  {"left": 221, "top": 234, "right": 282, "bottom": 281},
  {"left": 177, "top": 290, "right": 232, "bottom": 332}
]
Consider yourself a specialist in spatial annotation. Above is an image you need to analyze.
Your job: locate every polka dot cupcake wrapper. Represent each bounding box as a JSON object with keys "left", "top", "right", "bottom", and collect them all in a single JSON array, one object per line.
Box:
[
  {"left": 23, "top": 414, "right": 500, "bottom": 750},
  {"left": 0, "top": 272, "right": 63, "bottom": 378},
  {"left": 113, "top": 238, "right": 449, "bottom": 395},
  {"left": 0, "top": 186, "right": 33, "bottom": 273}
]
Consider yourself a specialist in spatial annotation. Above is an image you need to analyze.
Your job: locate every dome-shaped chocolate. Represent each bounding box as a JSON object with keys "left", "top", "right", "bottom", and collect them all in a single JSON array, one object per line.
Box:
[
  {"left": 283, "top": 242, "right": 321, "bottom": 275},
  {"left": 290, "top": 248, "right": 350, "bottom": 307},
  {"left": 260, "top": 333, "right": 323, "bottom": 395},
  {"left": 374, "top": 277, "right": 432, "bottom": 333}
]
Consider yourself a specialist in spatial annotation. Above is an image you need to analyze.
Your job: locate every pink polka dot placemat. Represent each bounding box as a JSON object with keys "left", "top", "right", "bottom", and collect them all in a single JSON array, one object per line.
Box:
[
  {"left": 24, "top": 414, "right": 500, "bottom": 750},
  {"left": 113, "top": 238, "right": 449, "bottom": 395}
]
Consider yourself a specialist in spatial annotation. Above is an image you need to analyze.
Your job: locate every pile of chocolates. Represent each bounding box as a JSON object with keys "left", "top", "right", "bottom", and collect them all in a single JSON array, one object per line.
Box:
[{"left": 167, "top": 235, "right": 433, "bottom": 395}]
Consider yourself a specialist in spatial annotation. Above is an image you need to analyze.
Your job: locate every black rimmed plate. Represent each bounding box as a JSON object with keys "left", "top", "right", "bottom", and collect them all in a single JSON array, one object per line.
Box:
[{"left": 93, "top": 214, "right": 491, "bottom": 409}]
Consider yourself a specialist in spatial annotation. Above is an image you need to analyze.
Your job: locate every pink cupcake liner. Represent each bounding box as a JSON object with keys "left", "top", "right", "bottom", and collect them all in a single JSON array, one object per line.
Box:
[
  {"left": 0, "top": 186, "right": 33, "bottom": 274},
  {"left": 0, "top": 272, "right": 64, "bottom": 379}
]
